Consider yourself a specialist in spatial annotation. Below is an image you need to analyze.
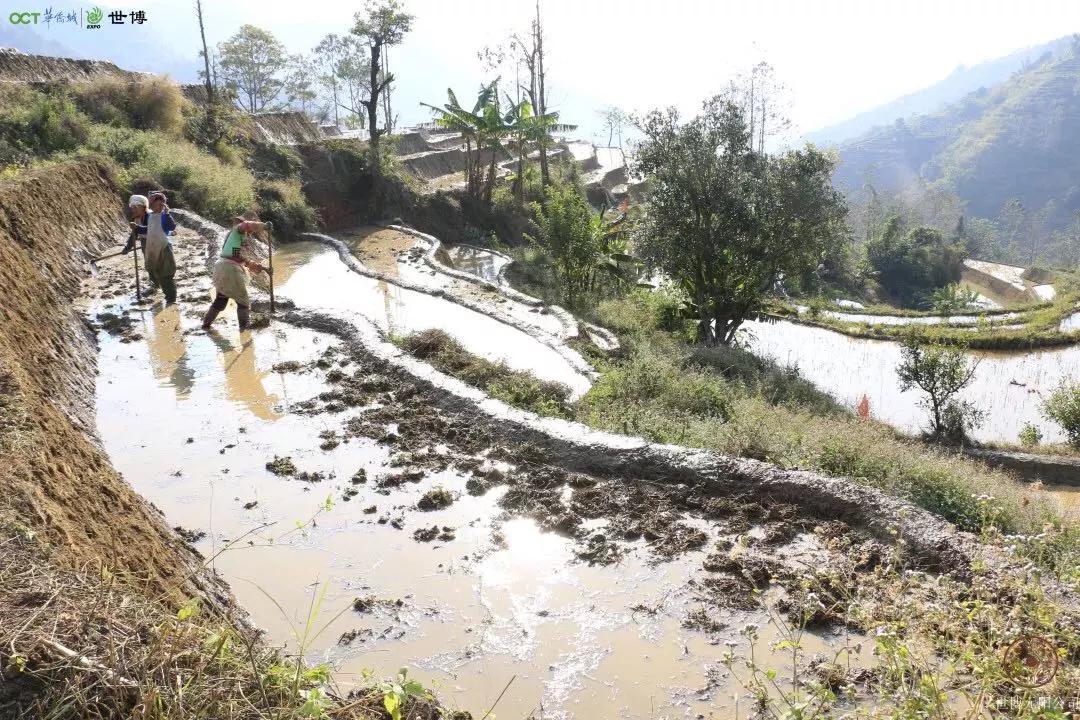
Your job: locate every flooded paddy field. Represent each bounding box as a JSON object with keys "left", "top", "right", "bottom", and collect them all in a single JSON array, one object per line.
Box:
[
  {"left": 85, "top": 228, "right": 881, "bottom": 719},
  {"left": 741, "top": 318, "right": 1080, "bottom": 445}
]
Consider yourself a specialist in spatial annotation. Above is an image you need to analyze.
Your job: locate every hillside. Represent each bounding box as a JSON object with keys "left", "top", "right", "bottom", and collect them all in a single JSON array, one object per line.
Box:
[
  {"left": 806, "top": 34, "right": 1073, "bottom": 146},
  {"left": 834, "top": 37, "right": 1080, "bottom": 228}
]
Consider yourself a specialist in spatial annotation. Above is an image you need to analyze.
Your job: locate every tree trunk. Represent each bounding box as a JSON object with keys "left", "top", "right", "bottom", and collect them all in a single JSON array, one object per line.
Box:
[
  {"left": 382, "top": 46, "right": 393, "bottom": 133},
  {"left": 515, "top": 137, "right": 525, "bottom": 206},
  {"left": 483, "top": 150, "right": 497, "bottom": 205},
  {"left": 535, "top": 0, "right": 550, "bottom": 188},
  {"left": 366, "top": 41, "right": 383, "bottom": 217},
  {"left": 196, "top": 0, "right": 214, "bottom": 105}
]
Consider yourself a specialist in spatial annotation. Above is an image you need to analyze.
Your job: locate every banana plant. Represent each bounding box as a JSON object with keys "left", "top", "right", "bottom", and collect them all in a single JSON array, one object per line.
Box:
[
  {"left": 503, "top": 95, "right": 577, "bottom": 205},
  {"left": 422, "top": 80, "right": 509, "bottom": 203}
]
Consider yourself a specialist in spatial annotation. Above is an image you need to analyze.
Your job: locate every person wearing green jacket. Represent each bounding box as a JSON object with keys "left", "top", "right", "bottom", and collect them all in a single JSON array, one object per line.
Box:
[{"left": 202, "top": 216, "right": 273, "bottom": 330}]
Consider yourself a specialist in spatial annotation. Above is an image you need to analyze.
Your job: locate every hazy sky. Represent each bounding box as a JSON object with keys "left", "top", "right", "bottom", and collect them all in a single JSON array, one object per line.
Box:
[{"left": 16, "top": 0, "right": 1080, "bottom": 141}]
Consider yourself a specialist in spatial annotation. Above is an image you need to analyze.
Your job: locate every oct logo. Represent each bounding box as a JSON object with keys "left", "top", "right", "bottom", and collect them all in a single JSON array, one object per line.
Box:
[{"left": 8, "top": 11, "right": 41, "bottom": 24}]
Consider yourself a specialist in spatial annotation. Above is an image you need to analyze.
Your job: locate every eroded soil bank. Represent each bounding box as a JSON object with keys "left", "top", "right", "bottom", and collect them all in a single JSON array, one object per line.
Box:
[{"left": 78, "top": 210, "right": 1021, "bottom": 718}]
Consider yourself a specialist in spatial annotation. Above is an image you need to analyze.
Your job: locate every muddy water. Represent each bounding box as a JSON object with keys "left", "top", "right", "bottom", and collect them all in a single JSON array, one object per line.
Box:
[
  {"left": 273, "top": 242, "right": 591, "bottom": 398},
  {"left": 94, "top": 300, "right": 862, "bottom": 719},
  {"left": 445, "top": 245, "right": 512, "bottom": 285},
  {"left": 741, "top": 318, "right": 1080, "bottom": 444}
]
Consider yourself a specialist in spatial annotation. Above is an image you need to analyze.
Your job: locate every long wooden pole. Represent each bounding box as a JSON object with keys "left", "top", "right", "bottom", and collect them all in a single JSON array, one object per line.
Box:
[
  {"left": 267, "top": 234, "right": 275, "bottom": 314},
  {"left": 132, "top": 231, "right": 141, "bottom": 301}
]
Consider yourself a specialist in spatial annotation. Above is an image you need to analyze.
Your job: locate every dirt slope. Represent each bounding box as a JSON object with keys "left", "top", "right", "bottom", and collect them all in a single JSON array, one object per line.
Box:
[{"left": 0, "top": 159, "right": 208, "bottom": 603}]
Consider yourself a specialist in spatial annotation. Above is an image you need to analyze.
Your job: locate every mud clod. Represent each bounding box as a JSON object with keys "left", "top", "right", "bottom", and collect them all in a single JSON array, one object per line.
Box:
[
  {"left": 273, "top": 360, "right": 303, "bottom": 373},
  {"left": 265, "top": 455, "right": 297, "bottom": 476},
  {"left": 682, "top": 607, "right": 728, "bottom": 634},
  {"left": 417, "top": 487, "right": 454, "bottom": 511},
  {"left": 174, "top": 526, "right": 206, "bottom": 544}
]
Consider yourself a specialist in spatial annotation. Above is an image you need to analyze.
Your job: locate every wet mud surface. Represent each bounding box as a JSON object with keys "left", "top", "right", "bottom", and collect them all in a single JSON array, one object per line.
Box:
[{"left": 84, "top": 225, "right": 933, "bottom": 718}]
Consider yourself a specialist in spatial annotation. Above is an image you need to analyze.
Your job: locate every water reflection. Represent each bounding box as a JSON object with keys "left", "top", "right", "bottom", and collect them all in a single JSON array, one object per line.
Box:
[
  {"left": 207, "top": 330, "right": 283, "bottom": 421},
  {"left": 142, "top": 304, "right": 195, "bottom": 399},
  {"left": 276, "top": 243, "right": 592, "bottom": 397},
  {"left": 446, "top": 245, "right": 511, "bottom": 284}
]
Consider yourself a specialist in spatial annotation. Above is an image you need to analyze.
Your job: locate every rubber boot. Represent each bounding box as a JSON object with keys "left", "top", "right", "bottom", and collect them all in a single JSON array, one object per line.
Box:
[
  {"left": 202, "top": 304, "right": 222, "bottom": 329},
  {"left": 237, "top": 305, "right": 251, "bottom": 331},
  {"left": 161, "top": 275, "right": 178, "bottom": 305}
]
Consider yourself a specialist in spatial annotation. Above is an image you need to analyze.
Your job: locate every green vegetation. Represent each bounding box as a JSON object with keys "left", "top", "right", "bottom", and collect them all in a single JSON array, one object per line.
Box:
[
  {"left": 1018, "top": 422, "right": 1043, "bottom": 447},
  {"left": 1043, "top": 380, "right": 1080, "bottom": 447},
  {"left": 930, "top": 283, "right": 980, "bottom": 316},
  {"left": 838, "top": 40, "right": 1080, "bottom": 270},
  {"left": 635, "top": 98, "right": 847, "bottom": 345},
  {"left": 896, "top": 332, "right": 982, "bottom": 443},
  {"left": 584, "top": 290, "right": 1058, "bottom": 536},
  {"left": 867, "top": 220, "right": 965, "bottom": 306},
  {"left": 397, "top": 329, "right": 572, "bottom": 417},
  {"left": 0, "top": 79, "right": 318, "bottom": 235}
]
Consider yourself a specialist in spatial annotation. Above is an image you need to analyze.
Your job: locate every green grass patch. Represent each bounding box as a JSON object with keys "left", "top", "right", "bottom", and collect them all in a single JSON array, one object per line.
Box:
[{"left": 397, "top": 329, "right": 573, "bottom": 418}]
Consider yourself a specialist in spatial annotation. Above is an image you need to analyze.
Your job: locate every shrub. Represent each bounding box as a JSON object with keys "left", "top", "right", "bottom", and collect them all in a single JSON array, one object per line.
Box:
[
  {"left": 0, "top": 85, "right": 89, "bottom": 162},
  {"left": 1043, "top": 381, "right": 1080, "bottom": 447},
  {"left": 1018, "top": 422, "right": 1043, "bottom": 447},
  {"left": 595, "top": 286, "right": 691, "bottom": 337},
  {"left": 84, "top": 125, "right": 255, "bottom": 222},
  {"left": 896, "top": 332, "right": 982, "bottom": 443},
  {"left": 255, "top": 179, "right": 318, "bottom": 238},
  {"left": 249, "top": 141, "right": 304, "bottom": 179},
  {"left": 75, "top": 77, "right": 185, "bottom": 133}
]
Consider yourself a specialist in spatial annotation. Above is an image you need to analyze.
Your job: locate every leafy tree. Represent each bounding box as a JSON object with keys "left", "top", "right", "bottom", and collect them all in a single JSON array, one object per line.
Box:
[
  {"left": 284, "top": 54, "right": 318, "bottom": 115},
  {"left": 867, "top": 220, "right": 965, "bottom": 307},
  {"left": 634, "top": 98, "right": 847, "bottom": 345},
  {"left": 1043, "top": 381, "right": 1080, "bottom": 447},
  {"left": 534, "top": 185, "right": 635, "bottom": 307},
  {"left": 897, "top": 333, "right": 982, "bottom": 443},
  {"left": 931, "top": 283, "right": 979, "bottom": 316},
  {"left": 312, "top": 34, "right": 370, "bottom": 128},
  {"left": 217, "top": 25, "right": 288, "bottom": 113},
  {"left": 351, "top": 0, "right": 413, "bottom": 209},
  {"left": 598, "top": 105, "right": 628, "bottom": 164}
]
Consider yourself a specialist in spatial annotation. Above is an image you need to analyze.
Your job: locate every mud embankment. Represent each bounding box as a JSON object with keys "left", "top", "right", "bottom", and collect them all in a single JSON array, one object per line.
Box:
[
  {"left": 250, "top": 111, "right": 323, "bottom": 145},
  {"left": 0, "top": 159, "right": 219, "bottom": 604},
  {"left": 0, "top": 48, "right": 141, "bottom": 83}
]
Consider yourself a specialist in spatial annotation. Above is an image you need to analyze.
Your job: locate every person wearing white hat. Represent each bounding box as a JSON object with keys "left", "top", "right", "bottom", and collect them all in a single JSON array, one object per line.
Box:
[{"left": 123, "top": 191, "right": 178, "bottom": 304}]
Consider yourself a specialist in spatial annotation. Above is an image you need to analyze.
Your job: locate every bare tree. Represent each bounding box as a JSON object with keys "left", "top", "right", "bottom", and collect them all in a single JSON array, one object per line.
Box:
[
  {"left": 195, "top": 0, "right": 214, "bottom": 103},
  {"left": 722, "top": 61, "right": 792, "bottom": 154},
  {"left": 352, "top": 0, "right": 414, "bottom": 212}
]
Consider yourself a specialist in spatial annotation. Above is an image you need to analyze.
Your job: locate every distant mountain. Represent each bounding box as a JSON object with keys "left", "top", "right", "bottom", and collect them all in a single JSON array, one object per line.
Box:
[
  {"left": 833, "top": 37, "right": 1080, "bottom": 229},
  {"left": 806, "top": 35, "right": 1075, "bottom": 147},
  {"left": 0, "top": 24, "right": 198, "bottom": 81}
]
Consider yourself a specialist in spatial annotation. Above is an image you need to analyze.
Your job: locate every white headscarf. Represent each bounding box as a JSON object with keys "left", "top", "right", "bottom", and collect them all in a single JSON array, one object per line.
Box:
[{"left": 128, "top": 194, "right": 148, "bottom": 209}]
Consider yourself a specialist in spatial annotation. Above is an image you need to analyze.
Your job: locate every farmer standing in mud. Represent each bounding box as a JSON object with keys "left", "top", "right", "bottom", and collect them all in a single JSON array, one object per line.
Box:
[
  {"left": 123, "top": 191, "right": 178, "bottom": 304},
  {"left": 202, "top": 214, "right": 273, "bottom": 331}
]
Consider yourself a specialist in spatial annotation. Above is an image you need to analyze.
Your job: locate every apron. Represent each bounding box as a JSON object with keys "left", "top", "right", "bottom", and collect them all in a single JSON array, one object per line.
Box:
[
  {"left": 143, "top": 212, "right": 175, "bottom": 278},
  {"left": 212, "top": 259, "right": 251, "bottom": 306}
]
